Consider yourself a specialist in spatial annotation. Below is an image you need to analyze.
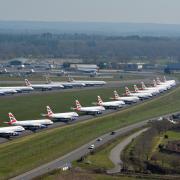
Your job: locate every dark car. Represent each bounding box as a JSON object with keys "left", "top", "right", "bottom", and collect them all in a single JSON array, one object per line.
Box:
[{"left": 110, "top": 131, "right": 116, "bottom": 135}]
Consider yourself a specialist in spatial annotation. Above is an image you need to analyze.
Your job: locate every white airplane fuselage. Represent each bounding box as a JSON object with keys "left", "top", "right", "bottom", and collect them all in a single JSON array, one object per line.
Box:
[
  {"left": 99, "top": 101, "right": 125, "bottom": 109},
  {"left": 11, "top": 119, "right": 53, "bottom": 129},
  {"left": 78, "top": 106, "right": 105, "bottom": 114},
  {"left": 72, "top": 80, "right": 106, "bottom": 86},
  {"left": 139, "top": 89, "right": 159, "bottom": 95},
  {"left": 128, "top": 92, "right": 152, "bottom": 99},
  {"left": 49, "top": 112, "right": 79, "bottom": 120},
  {"left": 115, "top": 96, "right": 139, "bottom": 103},
  {"left": 0, "top": 126, "right": 25, "bottom": 137}
]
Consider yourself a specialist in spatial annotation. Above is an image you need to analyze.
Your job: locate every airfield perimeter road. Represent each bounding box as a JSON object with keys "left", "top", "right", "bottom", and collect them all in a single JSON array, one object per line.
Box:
[
  {"left": 107, "top": 128, "right": 149, "bottom": 174},
  {"left": 11, "top": 112, "right": 177, "bottom": 180}
]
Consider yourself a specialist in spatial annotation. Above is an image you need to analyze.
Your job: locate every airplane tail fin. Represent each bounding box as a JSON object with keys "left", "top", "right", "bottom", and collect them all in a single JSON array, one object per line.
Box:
[
  {"left": 97, "top": 96, "right": 103, "bottom": 106},
  {"left": 68, "top": 76, "right": 74, "bottom": 82},
  {"left": 156, "top": 77, "right": 161, "bottom": 84},
  {"left": 75, "top": 100, "right": 82, "bottom": 110},
  {"left": 141, "top": 82, "right": 146, "bottom": 89},
  {"left": 46, "top": 106, "right": 53, "bottom": 116},
  {"left": 114, "top": 90, "right": 120, "bottom": 99},
  {"left": 46, "top": 76, "right": 52, "bottom": 84},
  {"left": 163, "top": 76, "right": 167, "bottom": 82},
  {"left": 134, "top": 85, "right": 139, "bottom": 92},
  {"left": 125, "top": 87, "right": 130, "bottom": 95},
  {"left": 25, "top": 79, "right": 32, "bottom": 86},
  {"left": 8, "top": 112, "right": 17, "bottom": 125},
  {"left": 153, "top": 79, "right": 157, "bottom": 87}
]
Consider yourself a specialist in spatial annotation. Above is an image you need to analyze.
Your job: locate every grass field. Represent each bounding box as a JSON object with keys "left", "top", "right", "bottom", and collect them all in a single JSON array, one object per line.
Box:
[
  {"left": 151, "top": 130, "right": 180, "bottom": 171},
  {"left": 37, "top": 170, "right": 154, "bottom": 180},
  {"left": 0, "top": 87, "right": 179, "bottom": 179},
  {"left": 0, "top": 87, "right": 124, "bottom": 125},
  {"left": 122, "top": 127, "right": 180, "bottom": 174},
  {"left": 164, "top": 130, "right": 180, "bottom": 140}
]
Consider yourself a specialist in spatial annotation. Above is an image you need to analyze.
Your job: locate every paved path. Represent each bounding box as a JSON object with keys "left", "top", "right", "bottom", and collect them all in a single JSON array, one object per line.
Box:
[{"left": 107, "top": 128, "right": 148, "bottom": 174}]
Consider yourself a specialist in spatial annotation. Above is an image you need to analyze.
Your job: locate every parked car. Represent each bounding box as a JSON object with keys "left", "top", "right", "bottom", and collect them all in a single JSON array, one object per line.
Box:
[
  {"left": 89, "top": 144, "right": 95, "bottom": 149},
  {"left": 97, "top": 138, "right": 102, "bottom": 142},
  {"left": 110, "top": 131, "right": 116, "bottom": 135}
]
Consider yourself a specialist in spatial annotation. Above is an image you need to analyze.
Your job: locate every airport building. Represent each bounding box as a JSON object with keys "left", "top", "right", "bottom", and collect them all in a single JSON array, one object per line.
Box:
[
  {"left": 70, "top": 64, "right": 99, "bottom": 72},
  {"left": 164, "top": 63, "right": 180, "bottom": 73},
  {"left": 117, "top": 63, "right": 144, "bottom": 71},
  {"left": 8, "top": 58, "right": 30, "bottom": 66}
]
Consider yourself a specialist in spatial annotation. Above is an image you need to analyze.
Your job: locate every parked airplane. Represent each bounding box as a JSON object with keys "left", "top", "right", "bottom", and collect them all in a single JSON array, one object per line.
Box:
[
  {"left": 96, "top": 96, "right": 125, "bottom": 109},
  {"left": 141, "top": 82, "right": 160, "bottom": 94},
  {"left": 68, "top": 77, "right": 106, "bottom": 86},
  {"left": 72, "top": 100, "right": 105, "bottom": 115},
  {"left": 7, "top": 113, "right": 53, "bottom": 131},
  {"left": 152, "top": 80, "right": 167, "bottom": 92},
  {"left": 134, "top": 84, "right": 158, "bottom": 96},
  {"left": 46, "top": 77, "right": 85, "bottom": 88},
  {"left": 46, "top": 77, "right": 73, "bottom": 88},
  {"left": 25, "top": 79, "right": 64, "bottom": 91},
  {"left": 163, "top": 76, "right": 176, "bottom": 87},
  {"left": 0, "top": 126, "right": 25, "bottom": 138},
  {"left": 111, "top": 90, "right": 139, "bottom": 104},
  {"left": 42, "top": 106, "right": 79, "bottom": 121},
  {"left": 134, "top": 85, "right": 155, "bottom": 97},
  {"left": 156, "top": 77, "right": 171, "bottom": 89},
  {"left": 125, "top": 87, "right": 152, "bottom": 99},
  {"left": 0, "top": 86, "right": 33, "bottom": 93},
  {"left": 65, "top": 81, "right": 86, "bottom": 88}
]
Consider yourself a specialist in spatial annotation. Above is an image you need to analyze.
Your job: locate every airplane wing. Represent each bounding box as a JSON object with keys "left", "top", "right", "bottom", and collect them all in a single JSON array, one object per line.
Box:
[{"left": 41, "top": 113, "right": 48, "bottom": 117}]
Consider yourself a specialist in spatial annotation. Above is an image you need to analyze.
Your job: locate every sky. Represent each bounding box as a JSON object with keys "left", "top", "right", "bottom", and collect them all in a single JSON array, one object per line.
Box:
[{"left": 0, "top": 0, "right": 180, "bottom": 24}]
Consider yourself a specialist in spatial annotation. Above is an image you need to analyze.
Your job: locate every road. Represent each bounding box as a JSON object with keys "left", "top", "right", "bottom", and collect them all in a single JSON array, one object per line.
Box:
[
  {"left": 11, "top": 111, "right": 176, "bottom": 180},
  {"left": 107, "top": 128, "right": 148, "bottom": 174}
]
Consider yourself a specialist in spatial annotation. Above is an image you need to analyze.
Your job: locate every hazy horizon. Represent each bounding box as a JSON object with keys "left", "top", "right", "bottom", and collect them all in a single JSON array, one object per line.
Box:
[{"left": 0, "top": 0, "right": 180, "bottom": 24}]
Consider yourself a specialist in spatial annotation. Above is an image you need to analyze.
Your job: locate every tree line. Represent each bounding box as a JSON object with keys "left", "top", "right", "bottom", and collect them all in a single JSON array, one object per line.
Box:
[{"left": 0, "top": 33, "right": 180, "bottom": 63}]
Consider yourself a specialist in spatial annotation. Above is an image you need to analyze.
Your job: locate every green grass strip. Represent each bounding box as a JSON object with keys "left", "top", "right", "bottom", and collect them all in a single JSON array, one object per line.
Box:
[{"left": 0, "top": 87, "right": 180, "bottom": 179}]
